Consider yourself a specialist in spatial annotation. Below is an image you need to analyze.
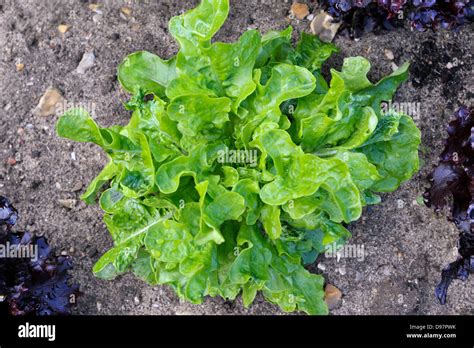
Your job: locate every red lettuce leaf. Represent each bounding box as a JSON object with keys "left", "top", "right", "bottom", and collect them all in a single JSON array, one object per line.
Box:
[
  {"left": 0, "top": 196, "right": 80, "bottom": 315},
  {"left": 424, "top": 106, "right": 473, "bottom": 304},
  {"left": 318, "top": 0, "right": 473, "bottom": 38}
]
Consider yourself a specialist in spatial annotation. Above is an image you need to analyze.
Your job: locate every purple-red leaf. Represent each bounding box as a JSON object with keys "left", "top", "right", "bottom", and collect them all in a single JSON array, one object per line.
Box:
[
  {"left": 0, "top": 196, "right": 80, "bottom": 315},
  {"left": 318, "top": 0, "right": 473, "bottom": 38},
  {"left": 424, "top": 106, "right": 473, "bottom": 304}
]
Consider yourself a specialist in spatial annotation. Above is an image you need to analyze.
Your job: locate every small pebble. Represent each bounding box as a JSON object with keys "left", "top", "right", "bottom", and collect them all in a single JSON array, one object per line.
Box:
[
  {"left": 96, "top": 302, "right": 102, "bottom": 312},
  {"left": 325, "top": 284, "right": 342, "bottom": 310},
  {"left": 6, "top": 158, "right": 17, "bottom": 166},
  {"left": 384, "top": 49, "right": 394, "bottom": 60},
  {"left": 57, "top": 24, "right": 70, "bottom": 34},
  {"left": 33, "top": 87, "right": 64, "bottom": 117},
  {"left": 396, "top": 199, "right": 405, "bottom": 209},
  {"left": 310, "top": 11, "right": 341, "bottom": 43},
  {"left": 76, "top": 52, "right": 95, "bottom": 74},
  {"left": 58, "top": 198, "right": 77, "bottom": 209},
  {"left": 121, "top": 7, "right": 132, "bottom": 16},
  {"left": 290, "top": 2, "right": 309, "bottom": 20},
  {"left": 317, "top": 263, "right": 327, "bottom": 271},
  {"left": 15, "top": 63, "right": 25, "bottom": 72},
  {"left": 133, "top": 296, "right": 140, "bottom": 305},
  {"left": 70, "top": 152, "right": 76, "bottom": 161},
  {"left": 89, "top": 4, "right": 102, "bottom": 14}
]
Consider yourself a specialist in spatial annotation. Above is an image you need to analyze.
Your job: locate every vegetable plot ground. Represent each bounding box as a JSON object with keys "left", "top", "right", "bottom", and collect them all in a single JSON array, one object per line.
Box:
[{"left": 0, "top": 0, "right": 473, "bottom": 315}]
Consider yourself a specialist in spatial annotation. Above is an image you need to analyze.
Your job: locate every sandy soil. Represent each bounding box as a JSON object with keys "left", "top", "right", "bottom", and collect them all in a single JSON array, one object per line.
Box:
[{"left": 0, "top": 0, "right": 472, "bottom": 315}]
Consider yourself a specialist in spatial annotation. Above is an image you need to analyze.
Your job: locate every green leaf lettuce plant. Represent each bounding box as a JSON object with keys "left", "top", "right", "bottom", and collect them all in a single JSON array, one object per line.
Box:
[{"left": 56, "top": 0, "right": 421, "bottom": 314}]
